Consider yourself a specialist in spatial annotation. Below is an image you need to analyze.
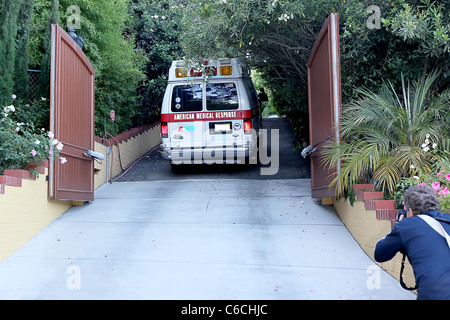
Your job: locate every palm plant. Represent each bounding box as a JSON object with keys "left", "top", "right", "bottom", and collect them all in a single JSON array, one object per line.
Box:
[{"left": 322, "top": 71, "right": 450, "bottom": 197}]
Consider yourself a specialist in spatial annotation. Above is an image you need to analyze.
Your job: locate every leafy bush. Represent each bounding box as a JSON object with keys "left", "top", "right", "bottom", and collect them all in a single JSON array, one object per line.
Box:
[
  {"left": 128, "top": 0, "right": 184, "bottom": 126},
  {"left": 0, "top": 98, "right": 65, "bottom": 176},
  {"left": 322, "top": 71, "right": 450, "bottom": 197},
  {"left": 395, "top": 142, "right": 450, "bottom": 213},
  {"left": 28, "top": 0, "right": 147, "bottom": 137}
]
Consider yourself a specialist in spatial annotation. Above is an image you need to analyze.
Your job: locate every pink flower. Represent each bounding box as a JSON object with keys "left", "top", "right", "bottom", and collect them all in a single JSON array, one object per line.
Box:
[
  {"left": 446, "top": 174, "right": 450, "bottom": 181},
  {"left": 49, "top": 149, "right": 53, "bottom": 156},
  {"left": 438, "top": 187, "right": 449, "bottom": 197},
  {"left": 31, "top": 149, "right": 37, "bottom": 157},
  {"left": 418, "top": 182, "right": 427, "bottom": 186},
  {"left": 431, "top": 182, "right": 440, "bottom": 191}
]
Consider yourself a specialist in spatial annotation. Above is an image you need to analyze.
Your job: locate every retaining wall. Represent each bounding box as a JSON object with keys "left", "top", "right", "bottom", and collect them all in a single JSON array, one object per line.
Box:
[
  {"left": 332, "top": 184, "right": 416, "bottom": 289},
  {"left": 0, "top": 164, "right": 72, "bottom": 261},
  {"left": 94, "top": 123, "right": 161, "bottom": 188}
]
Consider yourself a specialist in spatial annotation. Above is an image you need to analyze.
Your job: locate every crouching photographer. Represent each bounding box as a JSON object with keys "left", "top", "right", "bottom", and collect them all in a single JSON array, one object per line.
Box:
[{"left": 374, "top": 185, "right": 450, "bottom": 300}]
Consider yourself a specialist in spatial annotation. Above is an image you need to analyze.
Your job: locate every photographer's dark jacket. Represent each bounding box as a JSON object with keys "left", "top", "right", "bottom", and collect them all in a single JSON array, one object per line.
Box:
[{"left": 375, "top": 210, "right": 450, "bottom": 300}]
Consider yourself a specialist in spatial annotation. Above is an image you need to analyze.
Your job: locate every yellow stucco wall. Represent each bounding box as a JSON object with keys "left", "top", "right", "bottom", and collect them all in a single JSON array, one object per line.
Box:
[
  {"left": 94, "top": 125, "right": 161, "bottom": 188},
  {"left": 333, "top": 198, "right": 416, "bottom": 288},
  {"left": 0, "top": 168, "right": 72, "bottom": 261}
]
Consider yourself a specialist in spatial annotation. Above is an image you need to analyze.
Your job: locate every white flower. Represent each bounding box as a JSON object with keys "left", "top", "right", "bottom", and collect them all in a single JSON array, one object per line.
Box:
[
  {"left": 425, "top": 133, "right": 430, "bottom": 139},
  {"left": 60, "top": 157, "right": 67, "bottom": 164},
  {"left": 6, "top": 105, "right": 15, "bottom": 112},
  {"left": 423, "top": 146, "right": 430, "bottom": 152},
  {"left": 432, "top": 143, "right": 437, "bottom": 149},
  {"left": 34, "top": 140, "right": 40, "bottom": 145},
  {"left": 278, "top": 13, "right": 294, "bottom": 22},
  {"left": 424, "top": 138, "right": 430, "bottom": 144},
  {"left": 56, "top": 142, "right": 64, "bottom": 151},
  {"left": 410, "top": 165, "right": 415, "bottom": 169},
  {"left": 11, "top": 94, "right": 16, "bottom": 100},
  {"left": 15, "top": 127, "right": 20, "bottom": 132},
  {"left": 413, "top": 176, "right": 420, "bottom": 180},
  {"left": 41, "top": 97, "right": 47, "bottom": 101},
  {"left": 48, "top": 131, "right": 54, "bottom": 139},
  {"left": 52, "top": 138, "right": 59, "bottom": 145}
]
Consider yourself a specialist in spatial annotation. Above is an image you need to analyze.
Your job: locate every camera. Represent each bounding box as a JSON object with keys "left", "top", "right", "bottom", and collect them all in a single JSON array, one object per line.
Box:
[{"left": 396, "top": 209, "right": 407, "bottom": 222}]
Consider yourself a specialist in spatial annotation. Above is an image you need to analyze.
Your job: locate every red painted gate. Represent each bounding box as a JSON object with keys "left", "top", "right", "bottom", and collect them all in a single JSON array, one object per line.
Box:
[
  {"left": 48, "top": 24, "right": 95, "bottom": 201},
  {"left": 306, "top": 13, "right": 342, "bottom": 198}
]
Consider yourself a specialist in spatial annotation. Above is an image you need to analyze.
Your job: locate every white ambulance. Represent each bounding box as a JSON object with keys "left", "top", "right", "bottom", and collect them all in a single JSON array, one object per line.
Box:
[{"left": 160, "top": 58, "right": 262, "bottom": 166}]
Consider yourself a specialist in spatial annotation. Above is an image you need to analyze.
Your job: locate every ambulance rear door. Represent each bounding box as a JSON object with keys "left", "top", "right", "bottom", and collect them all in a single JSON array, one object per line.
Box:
[
  {"left": 167, "top": 82, "right": 205, "bottom": 150},
  {"left": 204, "top": 81, "right": 244, "bottom": 151}
]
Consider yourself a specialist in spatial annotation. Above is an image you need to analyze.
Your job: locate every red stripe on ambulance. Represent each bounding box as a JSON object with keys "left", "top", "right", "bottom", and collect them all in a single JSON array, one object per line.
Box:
[{"left": 161, "top": 110, "right": 254, "bottom": 123}]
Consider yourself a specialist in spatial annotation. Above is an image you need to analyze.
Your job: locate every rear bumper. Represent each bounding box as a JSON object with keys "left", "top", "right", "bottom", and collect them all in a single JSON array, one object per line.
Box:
[{"left": 160, "top": 145, "right": 257, "bottom": 164}]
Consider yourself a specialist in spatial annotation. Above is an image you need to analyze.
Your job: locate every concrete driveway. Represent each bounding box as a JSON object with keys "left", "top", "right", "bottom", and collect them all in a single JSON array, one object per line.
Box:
[
  {"left": 0, "top": 117, "right": 416, "bottom": 300},
  {"left": 0, "top": 177, "right": 415, "bottom": 300}
]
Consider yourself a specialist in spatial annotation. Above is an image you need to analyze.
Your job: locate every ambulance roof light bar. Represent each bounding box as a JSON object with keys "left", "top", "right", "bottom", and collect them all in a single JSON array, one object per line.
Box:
[{"left": 170, "top": 58, "right": 248, "bottom": 81}]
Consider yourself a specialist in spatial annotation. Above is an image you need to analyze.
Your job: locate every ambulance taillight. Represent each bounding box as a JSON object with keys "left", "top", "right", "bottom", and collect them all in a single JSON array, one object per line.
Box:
[
  {"left": 244, "top": 119, "right": 252, "bottom": 134},
  {"left": 161, "top": 122, "right": 168, "bottom": 138}
]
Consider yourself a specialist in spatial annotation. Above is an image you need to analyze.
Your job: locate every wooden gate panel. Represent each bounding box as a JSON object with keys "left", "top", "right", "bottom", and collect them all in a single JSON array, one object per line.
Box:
[
  {"left": 307, "top": 13, "right": 341, "bottom": 198},
  {"left": 49, "top": 24, "right": 95, "bottom": 201}
]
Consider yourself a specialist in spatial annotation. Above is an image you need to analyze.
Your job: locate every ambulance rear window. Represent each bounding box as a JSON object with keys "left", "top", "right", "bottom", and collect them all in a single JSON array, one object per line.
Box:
[
  {"left": 171, "top": 84, "right": 203, "bottom": 112},
  {"left": 206, "top": 83, "right": 239, "bottom": 111}
]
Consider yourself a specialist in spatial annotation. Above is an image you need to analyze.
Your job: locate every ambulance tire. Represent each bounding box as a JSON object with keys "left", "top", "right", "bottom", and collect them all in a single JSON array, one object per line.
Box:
[{"left": 170, "top": 162, "right": 184, "bottom": 172}]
